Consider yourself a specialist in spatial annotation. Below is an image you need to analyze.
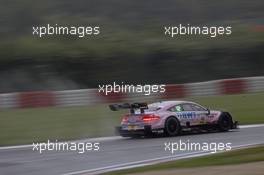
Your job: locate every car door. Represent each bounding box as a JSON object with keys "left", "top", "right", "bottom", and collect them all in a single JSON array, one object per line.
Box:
[
  {"left": 181, "top": 103, "right": 201, "bottom": 126},
  {"left": 189, "top": 103, "right": 209, "bottom": 125},
  {"left": 169, "top": 103, "right": 198, "bottom": 126},
  {"left": 168, "top": 104, "right": 186, "bottom": 126}
]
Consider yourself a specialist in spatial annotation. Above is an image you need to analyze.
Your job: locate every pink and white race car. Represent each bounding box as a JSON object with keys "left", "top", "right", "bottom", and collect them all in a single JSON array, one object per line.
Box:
[{"left": 110, "top": 101, "right": 238, "bottom": 137}]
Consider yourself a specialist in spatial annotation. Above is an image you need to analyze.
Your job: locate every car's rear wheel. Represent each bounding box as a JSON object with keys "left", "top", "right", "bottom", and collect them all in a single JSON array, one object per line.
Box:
[
  {"left": 164, "top": 117, "right": 181, "bottom": 136},
  {"left": 218, "top": 113, "right": 232, "bottom": 132}
]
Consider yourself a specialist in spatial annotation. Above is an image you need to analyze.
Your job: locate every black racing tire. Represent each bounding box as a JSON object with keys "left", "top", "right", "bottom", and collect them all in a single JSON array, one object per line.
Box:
[
  {"left": 218, "top": 113, "right": 232, "bottom": 132},
  {"left": 164, "top": 117, "right": 181, "bottom": 136}
]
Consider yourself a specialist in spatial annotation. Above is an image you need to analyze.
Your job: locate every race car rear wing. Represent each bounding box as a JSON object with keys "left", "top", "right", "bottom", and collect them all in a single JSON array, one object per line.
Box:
[{"left": 109, "top": 103, "right": 148, "bottom": 114}]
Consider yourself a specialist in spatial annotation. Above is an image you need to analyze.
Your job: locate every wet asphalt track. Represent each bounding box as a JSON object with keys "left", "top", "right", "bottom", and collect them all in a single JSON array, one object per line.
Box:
[{"left": 0, "top": 125, "right": 264, "bottom": 175}]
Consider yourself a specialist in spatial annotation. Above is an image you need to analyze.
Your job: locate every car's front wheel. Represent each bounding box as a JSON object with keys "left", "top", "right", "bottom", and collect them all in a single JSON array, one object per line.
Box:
[
  {"left": 218, "top": 113, "right": 232, "bottom": 132},
  {"left": 164, "top": 117, "right": 181, "bottom": 136}
]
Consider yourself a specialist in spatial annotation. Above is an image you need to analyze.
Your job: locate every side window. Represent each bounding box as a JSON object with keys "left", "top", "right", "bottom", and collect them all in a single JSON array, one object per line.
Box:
[
  {"left": 191, "top": 104, "right": 206, "bottom": 111},
  {"left": 169, "top": 105, "right": 183, "bottom": 112},
  {"left": 182, "top": 104, "right": 193, "bottom": 111}
]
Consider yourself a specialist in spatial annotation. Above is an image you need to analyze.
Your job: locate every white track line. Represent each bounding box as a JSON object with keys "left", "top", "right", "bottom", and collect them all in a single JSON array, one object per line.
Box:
[
  {"left": 0, "top": 124, "right": 263, "bottom": 150},
  {"left": 62, "top": 151, "right": 210, "bottom": 175},
  {"left": 0, "top": 136, "right": 122, "bottom": 150},
  {"left": 239, "top": 124, "right": 264, "bottom": 128},
  {"left": 61, "top": 142, "right": 264, "bottom": 175}
]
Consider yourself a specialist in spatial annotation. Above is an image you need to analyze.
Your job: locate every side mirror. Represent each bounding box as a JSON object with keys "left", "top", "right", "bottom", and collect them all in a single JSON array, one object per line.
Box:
[{"left": 206, "top": 108, "right": 210, "bottom": 115}]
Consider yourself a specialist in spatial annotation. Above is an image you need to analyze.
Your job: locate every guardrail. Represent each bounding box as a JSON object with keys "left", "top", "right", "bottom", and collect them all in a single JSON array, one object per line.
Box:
[{"left": 0, "top": 76, "right": 264, "bottom": 109}]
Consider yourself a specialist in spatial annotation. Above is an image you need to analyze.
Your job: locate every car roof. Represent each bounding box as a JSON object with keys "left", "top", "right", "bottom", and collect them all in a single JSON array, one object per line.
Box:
[{"left": 150, "top": 100, "right": 195, "bottom": 108}]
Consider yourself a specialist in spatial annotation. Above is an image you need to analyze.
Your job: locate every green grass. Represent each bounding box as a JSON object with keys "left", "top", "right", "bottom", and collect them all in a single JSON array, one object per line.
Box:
[
  {"left": 103, "top": 145, "right": 264, "bottom": 175},
  {"left": 0, "top": 105, "right": 124, "bottom": 146},
  {"left": 0, "top": 92, "right": 263, "bottom": 146},
  {"left": 189, "top": 93, "right": 264, "bottom": 124}
]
